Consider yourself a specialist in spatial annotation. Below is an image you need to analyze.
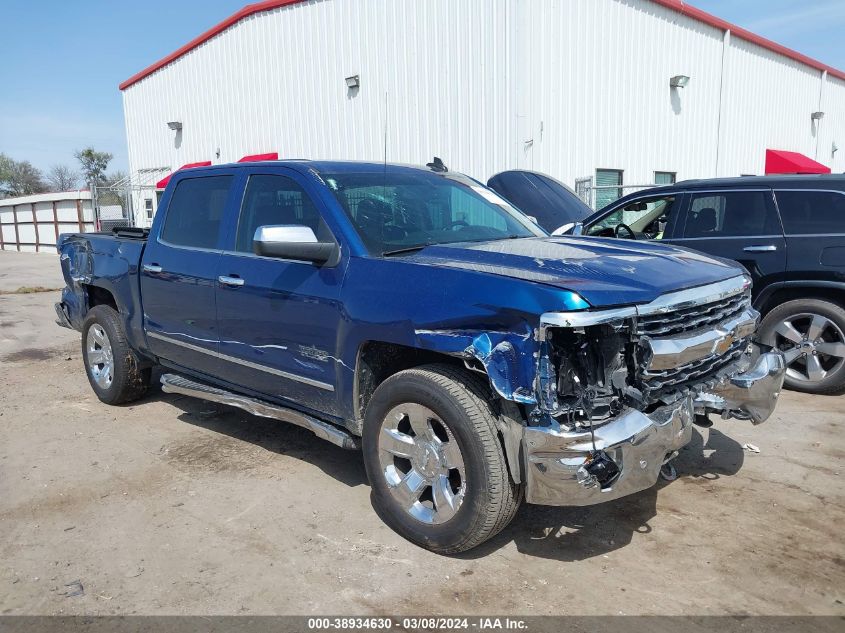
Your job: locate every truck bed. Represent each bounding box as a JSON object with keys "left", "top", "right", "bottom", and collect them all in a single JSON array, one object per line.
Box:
[{"left": 56, "top": 231, "right": 148, "bottom": 352}]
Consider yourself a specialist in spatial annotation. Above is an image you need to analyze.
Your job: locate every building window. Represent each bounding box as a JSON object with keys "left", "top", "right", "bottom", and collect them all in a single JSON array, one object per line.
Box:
[
  {"left": 595, "top": 169, "right": 623, "bottom": 210},
  {"left": 654, "top": 171, "right": 676, "bottom": 185},
  {"left": 144, "top": 198, "right": 154, "bottom": 220}
]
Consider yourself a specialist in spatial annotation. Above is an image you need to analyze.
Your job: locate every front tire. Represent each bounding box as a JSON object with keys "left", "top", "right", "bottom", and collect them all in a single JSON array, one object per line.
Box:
[
  {"left": 759, "top": 298, "right": 845, "bottom": 395},
  {"left": 81, "top": 305, "right": 151, "bottom": 405},
  {"left": 362, "top": 364, "right": 523, "bottom": 554}
]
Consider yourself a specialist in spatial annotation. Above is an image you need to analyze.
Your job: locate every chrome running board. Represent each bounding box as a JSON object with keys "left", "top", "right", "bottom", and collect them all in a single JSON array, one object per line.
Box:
[{"left": 160, "top": 373, "right": 359, "bottom": 450}]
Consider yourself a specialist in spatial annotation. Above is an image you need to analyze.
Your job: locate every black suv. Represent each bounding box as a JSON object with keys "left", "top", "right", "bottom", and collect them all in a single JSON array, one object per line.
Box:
[{"left": 560, "top": 175, "right": 845, "bottom": 394}]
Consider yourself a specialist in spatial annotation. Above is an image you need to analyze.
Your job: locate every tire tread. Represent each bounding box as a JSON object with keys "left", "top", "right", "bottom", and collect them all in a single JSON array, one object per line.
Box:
[
  {"left": 82, "top": 305, "right": 150, "bottom": 405},
  {"left": 368, "top": 364, "right": 523, "bottom": 554}
]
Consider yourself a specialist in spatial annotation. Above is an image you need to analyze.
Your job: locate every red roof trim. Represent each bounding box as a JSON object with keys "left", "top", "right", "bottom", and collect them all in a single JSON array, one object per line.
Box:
[
  {"left": 155, "top": 161, "right": 213, "bottom": 189},
  {"left": 238, "top": 152, "right": 279, "bottom": 162},
  {"left": 120, "top": 0, "right": 845, "bottom": 91},
  {"left": 119, "top": 0, "right": 308, "bottom": 90},
  {"left": 651, "top": 0, "right": 845, "bottom": 81}
]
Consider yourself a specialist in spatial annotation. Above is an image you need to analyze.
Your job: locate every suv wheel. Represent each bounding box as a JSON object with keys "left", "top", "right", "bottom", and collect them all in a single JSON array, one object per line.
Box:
[
  {"left": 82, "top": 305, "right": 151, "bottom": 404},
  {"left": 362, "top": 364, "right": 523, "bottom": 554},
  {"left": 759, "top": 298, "right": 845, "bottom": 395}
]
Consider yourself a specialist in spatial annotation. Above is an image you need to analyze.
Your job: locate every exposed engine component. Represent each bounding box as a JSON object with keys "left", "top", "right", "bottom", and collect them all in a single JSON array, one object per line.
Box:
[
  {"left": 541, "top": 323, "right": 638, "bottom": 425},
  {"left": 538, "top": 287, "right": 760, "bottom": 430}
]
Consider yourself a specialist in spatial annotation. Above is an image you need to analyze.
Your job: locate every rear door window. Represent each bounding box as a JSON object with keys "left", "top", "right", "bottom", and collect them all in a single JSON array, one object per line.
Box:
[
  {"left": 160, "top": 175, "right": 233, "bottom": 249},
  {"left": 774, "top": 190, "right": 845, "bottom": 235},
  {"left": 682, "top": 190, "right": 780, "bottom": 238}
]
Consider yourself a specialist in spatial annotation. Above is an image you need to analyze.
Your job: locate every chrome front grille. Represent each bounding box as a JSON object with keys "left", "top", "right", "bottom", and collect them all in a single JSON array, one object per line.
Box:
[
  {"left": 636, "top": 287, "right": 755, "bottom": 399},
  {"left": 636, "top": 291, "right": 751, "bottom": 337},
  {"left": 640, "top": 338, "right": 746, "bottom": 393}
]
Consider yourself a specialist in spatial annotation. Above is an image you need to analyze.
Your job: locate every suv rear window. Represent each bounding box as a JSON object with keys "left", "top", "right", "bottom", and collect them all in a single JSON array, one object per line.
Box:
[
  {"left": 775, "top": 190, "right": 845, "bottom": 235},
  {"left": 160, "top": 175, "right": 233, "bottom": 249}
]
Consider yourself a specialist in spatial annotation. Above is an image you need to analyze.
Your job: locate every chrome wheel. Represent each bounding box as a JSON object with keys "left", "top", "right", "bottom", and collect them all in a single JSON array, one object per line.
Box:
[
  {"left": 377, "top": 403, "right": 466, "bottom": 525},
  {"left": 773, "top": 313, "right": 845, "bottom": 384},
  {"left": 86, "top": 324, "right": 114, "bottom": 389}
]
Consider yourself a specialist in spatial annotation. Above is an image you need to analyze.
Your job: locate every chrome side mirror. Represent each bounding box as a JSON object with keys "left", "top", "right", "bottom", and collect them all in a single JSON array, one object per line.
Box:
[
  {"left": 554, "top": 222, "right": 583, "bottom": 236},
  {"left": 253, "top": 225, "right": 338, "bottom": 265}
]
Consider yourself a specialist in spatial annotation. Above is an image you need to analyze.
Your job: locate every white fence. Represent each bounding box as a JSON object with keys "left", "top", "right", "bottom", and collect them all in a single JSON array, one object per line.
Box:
[{"left": 0, "top": 191, "right": 95, "bottom": 254}]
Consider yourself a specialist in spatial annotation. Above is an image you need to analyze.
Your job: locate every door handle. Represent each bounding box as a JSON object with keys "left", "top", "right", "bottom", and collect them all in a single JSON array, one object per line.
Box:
[
  {"left": 218, "top": 275, "right": 245, "bottom": 287},
  {"left": 743, "top": 245, "right": 777, "bottom": 253},
  {"left": 143, "top": 263, "right": 163, "bottom": 274}
]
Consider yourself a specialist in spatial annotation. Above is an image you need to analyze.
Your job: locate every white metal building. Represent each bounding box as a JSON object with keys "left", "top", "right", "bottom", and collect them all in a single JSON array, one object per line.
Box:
[
  {"left": 120, "top": 0, "right": 845, "bottom": 226},
  {"left": 0, "top": 191, "right": 95, "bottom": 253}
]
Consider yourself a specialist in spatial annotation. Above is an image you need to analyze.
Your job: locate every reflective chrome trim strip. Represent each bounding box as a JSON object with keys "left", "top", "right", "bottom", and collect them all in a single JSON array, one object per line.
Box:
[
  {"left": 147, "top": 331, "right": 335, "bottom": 391},
  {"left": 670, "top": 234, "right": 781, "bottom": 242},
  {"left": 541, "top": 275, "right": 751, "bottom": 328}
]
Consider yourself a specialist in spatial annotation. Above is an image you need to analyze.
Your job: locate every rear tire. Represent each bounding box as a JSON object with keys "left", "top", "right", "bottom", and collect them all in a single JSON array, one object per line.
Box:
[
  {"left": 81, "top": 305, "right": 151, "bottom": 405},
  {"left": 759, "top": 298, "right": 845, "bottom": 395},
  {"left": 362, "top": 364, "right": 523, "bottom": 554}
]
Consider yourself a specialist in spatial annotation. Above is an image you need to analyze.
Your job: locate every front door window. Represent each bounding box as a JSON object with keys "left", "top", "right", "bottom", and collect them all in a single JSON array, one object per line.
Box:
[{"left": 588, "top": 195, "right": 679, "bottom": 239}]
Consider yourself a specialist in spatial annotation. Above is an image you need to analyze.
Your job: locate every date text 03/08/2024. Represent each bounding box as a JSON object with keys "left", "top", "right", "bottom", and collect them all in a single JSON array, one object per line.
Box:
[{"left": 307, "top": 617, "right": 528, "bottom": 630}]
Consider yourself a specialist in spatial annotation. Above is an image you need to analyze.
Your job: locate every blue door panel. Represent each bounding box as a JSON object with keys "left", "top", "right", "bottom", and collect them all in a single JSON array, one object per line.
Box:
[
  {"left": 215, "top": 254, "right": 346, "bottom": 415},
  {"left": 140, "top": 170, "right": 242, "bottom": 376},
  {"left": 212, "top": 166, "right": 346, "bottom": 417},
  {"left": 140, "top": 245, "right": 223, "bottom": 376}
]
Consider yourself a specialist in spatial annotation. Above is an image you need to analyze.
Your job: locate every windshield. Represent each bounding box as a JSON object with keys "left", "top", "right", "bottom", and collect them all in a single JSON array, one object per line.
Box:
[{"left": 322, "top": 170, "right": 546, "bottom": 255}]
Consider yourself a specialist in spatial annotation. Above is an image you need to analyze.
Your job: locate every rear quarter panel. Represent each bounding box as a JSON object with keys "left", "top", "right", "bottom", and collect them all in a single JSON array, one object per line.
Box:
[{"left": 58, "top": 233, "right": 148, "bottom": 353}]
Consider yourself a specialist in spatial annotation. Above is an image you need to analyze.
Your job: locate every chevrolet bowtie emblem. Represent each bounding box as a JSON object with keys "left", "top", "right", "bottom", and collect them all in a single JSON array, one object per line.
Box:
[{"left": 714, "top": 331, "right": 736, "bottom": 355}]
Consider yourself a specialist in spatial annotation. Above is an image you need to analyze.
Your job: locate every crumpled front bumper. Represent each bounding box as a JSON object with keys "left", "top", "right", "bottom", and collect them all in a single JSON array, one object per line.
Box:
[{"left": 522, "top": 350, "right": 785, "bottom": 506}]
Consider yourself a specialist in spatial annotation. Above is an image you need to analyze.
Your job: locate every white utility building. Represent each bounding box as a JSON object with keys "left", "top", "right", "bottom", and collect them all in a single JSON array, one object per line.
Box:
[{"left": 119, "top": 0, "right": 845, "bottom": 226}]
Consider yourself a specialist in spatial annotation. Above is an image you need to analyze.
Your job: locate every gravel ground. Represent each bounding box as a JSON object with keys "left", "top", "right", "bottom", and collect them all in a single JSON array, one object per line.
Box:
[{"left": 0, "top": 253, "right": 843, "bottom": 616}]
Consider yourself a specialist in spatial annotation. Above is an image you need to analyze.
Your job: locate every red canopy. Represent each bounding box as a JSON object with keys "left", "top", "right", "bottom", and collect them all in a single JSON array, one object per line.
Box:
[
  {"left": 765, "top": 149, "right": 830, "bottom": 175},
  {"left": 155, "top": 161, "right": 213, "bottom": 189},
  {"left": 238, "top": 152, "right": 278, "bottom": 162}
]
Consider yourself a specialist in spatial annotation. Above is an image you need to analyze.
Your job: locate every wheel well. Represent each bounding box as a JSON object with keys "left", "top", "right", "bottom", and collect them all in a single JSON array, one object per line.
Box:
[
  {"left": 759, "top": 286, "right": 844, "bottom": 316},
  {"left": 354, "top": 341, "right": 467, "bottom": 423},
  {"left": 85, "top": 285, "right": 118, "bottom": 313}
]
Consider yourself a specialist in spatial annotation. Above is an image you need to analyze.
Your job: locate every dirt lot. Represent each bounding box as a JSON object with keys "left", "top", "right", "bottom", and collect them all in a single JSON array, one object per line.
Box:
[{"left": 0, "top": 251, "right": 843, "bottom": 616}]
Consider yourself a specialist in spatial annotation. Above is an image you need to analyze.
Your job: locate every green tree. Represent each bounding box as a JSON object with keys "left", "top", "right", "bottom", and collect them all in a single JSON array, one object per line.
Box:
[
  {"left": 1, "top": 158, "right": 45, "bottom": 197},
  {"left": 74, "top": 147, "right": 113, "bottom": 186},
  {"left": 0, "top": 153, "right": 14, "bottom": 197}
]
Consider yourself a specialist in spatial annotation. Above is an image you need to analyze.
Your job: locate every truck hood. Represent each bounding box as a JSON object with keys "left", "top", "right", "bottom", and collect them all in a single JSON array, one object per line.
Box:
[{"left": 405, "top": 236, "right": 744, "bottom": 307}]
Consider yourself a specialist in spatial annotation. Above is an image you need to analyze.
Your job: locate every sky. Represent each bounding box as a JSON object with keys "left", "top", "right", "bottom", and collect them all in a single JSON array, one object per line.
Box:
[{"left": 1, "top": 0, "right": 844, "bottom": 177}]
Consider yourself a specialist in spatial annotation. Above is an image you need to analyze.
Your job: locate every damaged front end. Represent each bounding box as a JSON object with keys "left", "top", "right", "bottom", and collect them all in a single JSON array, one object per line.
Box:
[{"left": 523, "top": 275, "right": 785, "bottom": 506}]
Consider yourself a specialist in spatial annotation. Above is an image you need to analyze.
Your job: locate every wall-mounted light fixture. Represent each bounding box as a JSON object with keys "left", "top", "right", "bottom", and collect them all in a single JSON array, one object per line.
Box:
[
  {"left": 167, "top": 121, "right": 183, "bottom": 131},
  {"left": 345, "top": 75, "right": 360, "bottom": 89},
  {"left": 833, "top": 142, "right": 839, "bottom": 157},
  {"left": 811, "top": 111, "right": 825, "bottom": 121},
  {"left": 669, "top": 75, "right": 690, "bottom": 89}
]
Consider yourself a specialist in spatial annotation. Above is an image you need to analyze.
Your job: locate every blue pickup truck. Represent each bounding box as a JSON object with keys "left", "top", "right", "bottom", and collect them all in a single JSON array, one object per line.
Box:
[{"left": 56, "top": 160, "right": 785, "bottom": 553}]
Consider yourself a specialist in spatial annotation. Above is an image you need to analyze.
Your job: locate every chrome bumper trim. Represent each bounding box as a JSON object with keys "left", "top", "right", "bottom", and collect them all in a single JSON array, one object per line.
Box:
[
  {"left": 523, "top": 397, "right": 694, "bottom": 506},
  {"left": 693, "top": 350, "right": 786, "bottom": 425},
  {"left": 522, "top": 350, "right": 785, "bottom": 506}
]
